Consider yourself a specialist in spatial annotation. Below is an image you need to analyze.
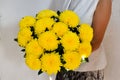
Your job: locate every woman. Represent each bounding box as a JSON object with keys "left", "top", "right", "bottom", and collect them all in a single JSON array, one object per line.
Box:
[{"left": 49, "top": 0, "right": 112, "bottom": 80}]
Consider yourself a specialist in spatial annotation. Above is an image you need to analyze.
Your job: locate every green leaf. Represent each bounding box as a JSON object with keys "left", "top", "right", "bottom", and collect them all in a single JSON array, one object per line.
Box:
[
  {"left": 24, "top": 53, "right": 26, "bottom": 58},
  {"left": 45, "top": 28, "right": 49, "bottom": 32},
  {"left": 44, "top": 50, "right": 54, "bottom": 53},
  {"left": 85, "top": 58, "right": 89, "bottom": 62},
  {"left": 57, "top": 37, "right": 61, "bottom": 40},
  {"left": 30, "top": 27, "right": 38, "bottom": 39},
  {"left": 61, "top": 58, "right": 66, "bottom": 64},
  {"left": 21, "top": 49, "right": 25, "bottom": 52},
  {"left": 81, "top": 57, "right": 89, "bottom": 63},
  {"left": 68, "top": 27, "right": 79, "bottom": 34},
  {"left": 14, "top": 38, "right": 18, "bottom": 42},
  {"left": 38, "top": 69, "right": 43, "bottom": 75},
  {"left": 51, "top": 16, "right": 59, "bottom": 22},
  {"left": 36, "top": 14, "right": 38, "bottom": 17},
  {"left": 55, "top": 44, "right": 64, "bottom": 55},
  {"left": 77, "top": 25, "right": 80, "bottom": 28},
  {"left": 57, "top": 10, "right": 61, "bottom": 16},
  {"left": 60, "top": 66, "right": 67, "bottom": 73}
]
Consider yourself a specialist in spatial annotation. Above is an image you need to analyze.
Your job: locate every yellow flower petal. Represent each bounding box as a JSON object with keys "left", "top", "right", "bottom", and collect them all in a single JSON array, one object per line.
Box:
[
  {"left": 63, "top": 51, "right": 81, "bottom": 70},
  {"left": 59, "top": 10, "right": 80, "bottom": 27},
  {"left": 25, "top": 55, "right": 41, "bottom": 70},
  {"left": 52, "top": 22, "right": 68, "bottom": 37},
  {"left": 38, "top": 31, "right": 58, "bottom": 50},
  {"left": 61, "top": 31, "right": 79, "bottom": 50},
  {"left": 78, "top": 42, "right": 92, "bottom": 57},
  {"left": 41, "top": 52, "right": 61, "bottom": 75},
  {"left": 36, "top": 9, "right": 58, "bottom": 19},
  {"left": 26, "top": 39, "right": 43, "bottom": 57},
  {"left": 17, "top": 27, "right": 32, "bottom": 47},
  {"left": 79, "top": 24, "right": 93, "bottom": 42},
  {"left": 19, "top": 16, "right": 36, "bottom": 29},
  {"left": 35, "top": 18, "right": 55, "bottom": 35}
]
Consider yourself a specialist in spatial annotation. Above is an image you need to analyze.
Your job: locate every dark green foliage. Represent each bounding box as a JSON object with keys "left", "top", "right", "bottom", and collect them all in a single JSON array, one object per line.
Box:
[
  {"left": 14, "top": 38, "right": 18, "bottom": 42},
  {"left": 38, "top": 69, "right": 43, "bottom": 75},
  {"left": 55, "top": 44, "right": 64, "bottom": 55}
]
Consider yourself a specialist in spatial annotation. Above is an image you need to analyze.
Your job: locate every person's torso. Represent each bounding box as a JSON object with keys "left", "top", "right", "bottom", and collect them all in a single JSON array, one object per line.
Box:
[
  {"left": 49, "top": 0, "right": 99, "bottom": 25},
  {"left": 49, "top": 0, "right": 107, "bottom": 71}
]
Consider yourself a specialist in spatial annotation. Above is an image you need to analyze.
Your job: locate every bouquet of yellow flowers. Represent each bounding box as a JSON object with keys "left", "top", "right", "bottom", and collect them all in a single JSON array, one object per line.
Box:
[{"left": 14, "top": 9, "right": 93, "bottom": 75}]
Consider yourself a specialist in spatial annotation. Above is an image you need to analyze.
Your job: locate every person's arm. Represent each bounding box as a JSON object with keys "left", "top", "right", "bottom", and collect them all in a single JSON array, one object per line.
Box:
[{"left": 91, "top": 0, "right": 112, "bottom": 52}]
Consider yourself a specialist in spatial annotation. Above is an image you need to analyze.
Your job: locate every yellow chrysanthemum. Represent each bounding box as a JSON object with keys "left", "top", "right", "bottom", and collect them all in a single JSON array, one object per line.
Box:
[
  {"left": 61, "top": 31, "right": 79, "bottom": 50},
  {"left": 52, "top": 22, "right": 68, "bottom": 37},
  {"left": 25, "top": 54, "right": 41, "bottom": 70},
  {"left": 78, "top": 42, "right": 92, "bottom": 58},
  {"left": 35, "top": 18, "right": 55, "bottom": 35},
  {"left": 41, "top": 52, "right": 61, "bottom": 75},
  {"left": 17, "top": 27, "right": 32, "bottom": 47},
  {"left": 63, "top": 51, "right": 81, "bottom": 70},
  {"left": 26, "top": 39, "right": 43, "bottom": 57},
  {"left": 38, "top": 31, "right": 58, "bottom": 50},
  {"left": 59, "top": 10, "right": 80, "bottom": 27},
  {"left": 36, "top": 9, "right": 58, "bottom": 19},
  {"left": 19, "top": 16, "right": 36, "bottom": 29},
  {"left": 79, "top": 24, "right": 93, "bottom": 42}
]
